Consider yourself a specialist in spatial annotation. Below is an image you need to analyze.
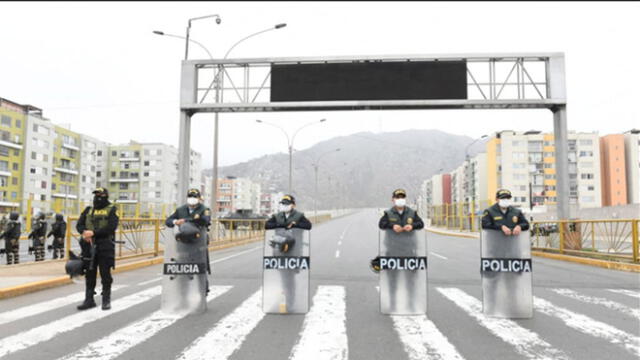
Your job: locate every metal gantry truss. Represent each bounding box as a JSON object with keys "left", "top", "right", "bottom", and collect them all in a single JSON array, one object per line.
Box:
[{"left": 180, "top": 53, "right": 566, "bottom": 113}]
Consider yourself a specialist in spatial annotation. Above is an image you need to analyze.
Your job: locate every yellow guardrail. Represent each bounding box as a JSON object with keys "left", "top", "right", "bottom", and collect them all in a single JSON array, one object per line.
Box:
[{"left": 428, "top": 200, "right": 493, "bottom": 232}]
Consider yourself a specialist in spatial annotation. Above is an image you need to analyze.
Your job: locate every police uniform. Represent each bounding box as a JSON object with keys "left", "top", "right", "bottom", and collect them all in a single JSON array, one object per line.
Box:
[
  {"left": 29, "top": 214, "right": 47, "bottom": 262},
  {"left": 265, "top": 195, "right": 312, "bottom": 230},
  {"left": 378, "top": 207, "right": 425, "bottom": 230},
  {"left": 481, "top": 189, "right": 530, "bottom": 231},
  {"left": 76, "top": 187, "right": 119, "bottom": 310},
  {"left": 0, "top": 213, "right": 21, "bottom": 265},
  {"left": 48, "top": 214, "right": 67, "bottom": 259}
]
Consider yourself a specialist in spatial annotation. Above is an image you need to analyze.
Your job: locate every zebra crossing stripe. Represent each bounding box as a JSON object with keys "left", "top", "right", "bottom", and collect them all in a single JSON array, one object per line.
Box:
[
  {"left": 0, "top": 285, "right": 125, "bottom": 326},
  {"left": 392, "top": 315, "right": 465, "bottom": 360},
  {"left": 177, "top": 289, "right": 264, "bottom": 360},
  {"left": 551, "top": 289, "right": 640, "bottom": 320},
  {"left": 0, "top": 286, "right": 161, "bottom": 358},
  {"left": 534, "top": 296, "right": 640, "bottom": 356},
  {"left": 437, "top": 288, "right": 569, "bottom": 360},
  {"left": 56, "top": 286, "right": 232, "bottom": 360},
  {"left": 608, "top": 289, "right": 640, "bottom": 299},
  {"left": 289, "top": 286, "right": 348, "bottom": 360}
]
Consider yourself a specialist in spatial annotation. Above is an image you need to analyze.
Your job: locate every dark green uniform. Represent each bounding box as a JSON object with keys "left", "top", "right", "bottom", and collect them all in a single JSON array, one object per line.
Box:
[
  {"left": 265, "top": 209, "right": 312, "bottom": 230},
  {"left": 1, "top": 219, "right": 21, "bottom": 265},
  {"left": 29, "top": 218, "right": 47, "bottom": 262},
  {"left": 481, "top": 203, "right": 530, "bottom": 231},
  {"left": 165, "top": 203, "right": 211, "bottom": 229},
  {"left": 378, "top": 207, "right": 425, "bottom": 230},
  {"left": 47, "top": 219, "right": 67, "bottom": 259}
]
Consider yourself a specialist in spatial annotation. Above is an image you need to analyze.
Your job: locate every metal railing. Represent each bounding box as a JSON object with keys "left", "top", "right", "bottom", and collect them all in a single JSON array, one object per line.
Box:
[{"left": 427, "top": 200, "right": 493, "bottom": 232}]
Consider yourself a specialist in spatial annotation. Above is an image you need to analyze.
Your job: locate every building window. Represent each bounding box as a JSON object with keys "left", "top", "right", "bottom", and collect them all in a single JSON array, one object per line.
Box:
[
  {"left": 119, "top": 183, "right": 129, "bottom": 190},
  {"left": 580, "top": 173, "right": 594, "bottom": 180},
  {"left": 13, "top": 149, "right": 19, "bottom": 156},
  {"left": 155, "top": 191, "right": 161, "bottom": 198},
  {"left": 0, "top": 146, "right": 9, "bottom": 157},
  {"left": 41, "top": 181, "right": 47, "bottom": 189},
  {"left": 111, "top": 151, "right": 117, "bottom": 157},
  {"left": 15, "top": 119, "right": 21, "bottom": 128},
  {"left": 40, "top": 194, "right": 46, "bottom": 201},
  {"left": 111, "top": 171, "right": 116, "bottom": 177},
  {"left": 144, "top": 172, "right": 149, "bottom": 177},
  {"left": 11, "top": 192, "right": 16, "bottom": 199},
  {"left": 11, "top": 177, "right": 17, "bottom": 185},
  {"left": 96, "top": 171, "right": 102, "bottom": 177},
  {"left": 12, "top": 163, "right": 18, "bottom": 171},
  {"left": 1, "top": 115, "right": 11, "bottom": 127},
  {"left": 144, "top": 161, "right": 149, "bottom": 166}
]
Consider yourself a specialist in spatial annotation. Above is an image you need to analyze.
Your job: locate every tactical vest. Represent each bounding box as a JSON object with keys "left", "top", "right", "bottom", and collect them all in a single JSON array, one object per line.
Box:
[
  {"left": 485, "top": 204, "right": 523, "bottom": 229},
  {"left": 86, "top": 204, "right": 115, "bottom": 236},
  {"left": 275, "top": 210, "right": 303, "bottom": 227},
  {"left": 384, "top": 207, "right": 417, "bottom": 227}
]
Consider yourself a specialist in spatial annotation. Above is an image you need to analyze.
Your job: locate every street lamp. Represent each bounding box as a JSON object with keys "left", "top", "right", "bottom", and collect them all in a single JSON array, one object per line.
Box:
[
  {"left": 185, "top": 14, "right": 221, "bottom": 60},
  {"left": 152, "top": 31, "right": 214, "bottom": 59},
  {"left": 311, "top": 148, "right": 340, "bottom": 217},
  {"left": 256, "top": 118, "right": 326, "bottom": 193}
]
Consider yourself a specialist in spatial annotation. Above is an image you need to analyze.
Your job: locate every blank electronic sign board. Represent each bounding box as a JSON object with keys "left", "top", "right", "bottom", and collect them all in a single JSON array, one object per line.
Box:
[{"left": 270, "top": 61, "right": 467, "bottom": 102}]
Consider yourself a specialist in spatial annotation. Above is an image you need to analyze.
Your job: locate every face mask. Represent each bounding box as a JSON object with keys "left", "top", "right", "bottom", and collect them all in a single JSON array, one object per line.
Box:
[
  {"left": 187, "top": 197, "right": 199, "bottom": 206},
  {"left": 93, "top": 196, "right": 108, "bottom": 208},
  {"left": 394, "top": 198, "right": 406, "bottom": 207},
  {"left": 279, "top": 204, "right": 292, "bottom": 213},
  {"left": 499, "top": 199, "right": 512, "bottom": 208}
]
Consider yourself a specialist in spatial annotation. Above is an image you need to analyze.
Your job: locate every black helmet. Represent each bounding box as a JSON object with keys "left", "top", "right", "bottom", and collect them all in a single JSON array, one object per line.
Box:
[
  {"left": 175, "top": 221, "right": 201, "bottom": 243},
  {"left": 9, "top": 212, "right": 19, "bottom": 221},
  {"left": 65, "top": 251, "right": 85, "bottom": 278},
  {"left": 269, "top": 230, "right": 296, "bottom": 253},
  {"left": 36, "top": 212, "right": 45, "bottom": 220},
  {"left": 55, "top": 213, "right": 64, "bottom": 222},
  {"left": 370, "top": 256, "right": 381, "bottom": 273}
]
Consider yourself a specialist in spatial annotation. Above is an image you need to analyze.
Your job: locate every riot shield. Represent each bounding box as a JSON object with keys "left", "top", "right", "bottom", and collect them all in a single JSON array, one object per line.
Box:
[
  {"left": 480, "top": 230, "right": 533, "bottom": 318},
  {"left": 161, "top": 225, "right": 209, "bottom": 315},
  {"left": 262, "top": 228, "right": 310, "bottom": 314},
  {"left": 379, "top": 229, "right": 428, "bottom": 315}
]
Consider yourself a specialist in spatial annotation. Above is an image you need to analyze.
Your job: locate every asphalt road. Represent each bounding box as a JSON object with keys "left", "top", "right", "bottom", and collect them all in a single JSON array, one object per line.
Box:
[{"left": 0, "top": 209, "right": 638, "bottom": 360}]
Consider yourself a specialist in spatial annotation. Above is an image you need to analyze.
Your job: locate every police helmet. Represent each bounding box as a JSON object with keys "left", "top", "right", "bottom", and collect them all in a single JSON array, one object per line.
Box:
[
  {"left": 175, "top": 221, "right": 201, "bottom": 243},
  {"left": 55, "top": 213, "right": 64, "bottom": 222},
  {"left": 36, "top": 212, "right": 45, "bottom": 220},
  {"left": 9, "top": 212, "right": 19, "bottom": 221},
  {"left": 65, "top": 251, "right": 85, "bottom": 279},
  {"left": 269, "top": 231, "right": 296, "bottom": 253},
  {"left": 369, "top": 256, "right": 381, "bottom": 273}
]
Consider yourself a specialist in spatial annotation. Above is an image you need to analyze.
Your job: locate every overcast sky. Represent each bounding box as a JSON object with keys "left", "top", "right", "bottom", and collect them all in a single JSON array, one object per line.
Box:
[{"left": 1, "top": 1, "right": 638, "bottom": 167}]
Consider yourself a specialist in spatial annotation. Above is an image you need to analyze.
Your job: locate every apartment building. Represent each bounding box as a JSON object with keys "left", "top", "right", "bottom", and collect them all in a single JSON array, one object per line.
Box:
[
  {"left": 51, "top": 125, "right": 82, "bottom": 213},
  {"left": 79, "top": 134, "right": 108, "bottom": 203},
  {"left": 22, "top": 110, "right": 54, "bottom": 214},
  {"left": 624, "top": 130, "right": 640, "bottom": 204},
  {"left": 600, "top": 134, "right": 627, "bottom": 206},
  {"left": 0, "top": 97, "right": 27, "bottom": 212}
]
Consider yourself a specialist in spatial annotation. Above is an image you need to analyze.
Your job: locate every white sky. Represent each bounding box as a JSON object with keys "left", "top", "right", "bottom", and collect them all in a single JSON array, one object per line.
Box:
[{"left": 1, "top": 1, "right": 638, "bottom": 167}]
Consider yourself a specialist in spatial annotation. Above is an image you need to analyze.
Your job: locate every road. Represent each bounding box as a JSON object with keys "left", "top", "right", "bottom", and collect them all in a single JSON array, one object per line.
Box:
[{"left": 0, "top": 209, "right": 638, "bottom": 360}]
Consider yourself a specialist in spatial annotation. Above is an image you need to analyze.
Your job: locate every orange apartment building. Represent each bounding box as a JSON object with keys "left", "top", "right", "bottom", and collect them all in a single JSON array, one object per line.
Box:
[{"left": 599, "top": 134, "right": 627, "bottom": 206}]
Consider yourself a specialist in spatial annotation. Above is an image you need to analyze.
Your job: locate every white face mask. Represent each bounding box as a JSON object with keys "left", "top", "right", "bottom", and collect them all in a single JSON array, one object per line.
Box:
[
  {"left": 187, "top": 197, "right": 199, "bottom": 206},
  {"left": 498, "top": 199, "right": 512, "bottom": 208},
  {"left": 279, "top": 204, "right": 293, "bottom": 213},
  {"left": 394, "top": 198, "right": 406, "bottom": 207}
]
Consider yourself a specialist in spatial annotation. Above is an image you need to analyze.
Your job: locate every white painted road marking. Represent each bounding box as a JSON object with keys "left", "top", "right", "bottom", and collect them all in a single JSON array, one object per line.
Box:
[
  {"left": 392, "top": 315, "right": 465, "bottom": 360},
  {"left": 335, "top": 250, "right": 340, "bottom": 258},
  {"left": 0, "top": 285, "right": 125, "bottom": 326},
  {"left": 57, "top": 286, "right": 232, "bottom": 360},
  {"left": 177, "top": 289, "right": 264, "bottom": 360},
  {"left": 430, "top": 252, "right": 448, "bottom": 260},
  {"left": 608, "top": 289, "right": 640, "bottom": 299},
  {"left": 0, "top": 286, "right": 162, "bottom": 358},
  {"left": 437, "top": 287, "right": 569, "bottom": 360},
  {"left": 137, "top": 277, "right": 162, "bottom": 286},
  {"left": 551, "top": 288, "right": 640, "bottom": 320},
  {"left": 209, "top": 245, "right": 262, "bottom": 264},
  {"left": 534, "top": 296, "right": 640, "bottom": 356},
  {"left": 290, "top": 286, "right": 348, "bottom": 360}
]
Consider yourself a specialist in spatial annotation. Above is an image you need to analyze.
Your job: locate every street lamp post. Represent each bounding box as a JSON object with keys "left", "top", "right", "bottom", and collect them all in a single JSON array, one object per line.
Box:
[
  {"left": 256, "top": 119, "right": 326, "bottom": 193},
  {"left": 312, "top": 148, "right": 341, "bottom": 217}
]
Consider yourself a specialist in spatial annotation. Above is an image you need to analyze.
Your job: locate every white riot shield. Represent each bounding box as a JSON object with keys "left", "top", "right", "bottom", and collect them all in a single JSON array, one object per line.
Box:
[
  {"left": 262, "top": 228, "right": 310, "bottom": 314},
  {"left": 379, "top": 229, "right": 428, "bottom": 315},
  {"left": 161, "top": 226, "right": 209, "bottom": 315},
  {"left": 480, "top": 230, "right": 533, "bottom": 318}
]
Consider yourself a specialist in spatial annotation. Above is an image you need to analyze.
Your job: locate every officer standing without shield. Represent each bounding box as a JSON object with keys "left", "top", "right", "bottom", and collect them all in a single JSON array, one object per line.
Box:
[
  {"left": 481, "top": 189, "right": 530, "bottom": 235},
  {"left": 29, "top": 212, "right": 47, "bottom": 262},
  {"left": 48, "top": 214, "right": 67, "bottom": 259},
  {"left": 165, "top": 188, "right": 211, "bottom": 292},
  {"left": 1, "top": 212, "right": 21, "bottom": 265},
  {"left": 76, "top": 187, "right": 119, "bottom": 311}
]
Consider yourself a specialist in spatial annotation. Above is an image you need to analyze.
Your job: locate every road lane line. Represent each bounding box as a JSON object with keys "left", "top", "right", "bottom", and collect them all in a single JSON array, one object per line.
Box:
[
  {"left": 137, "top": 278, "right": 162, "bottom": 286},
  {"left": 335, "top": 250, "right": 340, "bottom": 258},
  {"left": 0, "top": 285, "right": 126, "bottom": 326},
  {"left": 209, "top": 245, "right": 262, "bottom": 264},
  {"left": 290, "top": 286, "right": 348, "bottom": 360},
  {"left": 177, "top": 289, "right": 264, "bottom": 360},
  {"left": 437, "top": 287, "right": 569, "bottom": 360},
  {"left": 534, "top": 296, "right": 640, "bottom": 356},
  {"left": 608, "top": 289, "right": 640, "bottom": 299},
  {"left": 58, "top": 286, "right": 232, "bottom": 360},
  {"left": 0, "top": 286, "right": 162, "bottom": 358},
  {"left": 430, "top": 252, "right": 448, "bottom": 260},
  {"left": 340, "top": 223, "right": 352, "bottom": 240},
  {"left": 551, "top": 288, "right": 640, "bottom": 320},
  {"left": 392, "top": 315, "right": 465, "bottom": 360}
]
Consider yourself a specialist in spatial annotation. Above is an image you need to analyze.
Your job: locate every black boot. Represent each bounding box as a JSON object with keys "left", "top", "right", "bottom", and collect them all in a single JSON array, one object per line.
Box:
[
  {"left": 77, "top": 289, "right": 96, "bottom": 310},
  {"left": 102, "top": 286, "right": 111, "bottom": 310}
]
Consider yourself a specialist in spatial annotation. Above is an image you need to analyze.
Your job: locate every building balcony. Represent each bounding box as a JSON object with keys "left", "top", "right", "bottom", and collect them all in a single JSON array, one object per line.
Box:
[
  {"left": 0, "top": 200, "right": 19, "bottom": 207},
  {"left": 109, "top": 178, "right": 139, "bottom": 183},
  {"left": 119, "top": 157, "right": 140, "bottom": 162},
  {"left": 62, "top": 142, "right": 80, "bottom": 152},
  {"left": 52, "top": 193, "right": 78, "bottom": 199},
  {"left": 54, "top": 167, "right": 79, "bottom": 175},
  {"left": 0, "top": 170, "right": 11, "bottom": 177},
  {"left": 0, "top": 139, "right": 23, "bottom": 150},
  {"left": 115, "top": 199, "right": 138, "bottom": 204}
]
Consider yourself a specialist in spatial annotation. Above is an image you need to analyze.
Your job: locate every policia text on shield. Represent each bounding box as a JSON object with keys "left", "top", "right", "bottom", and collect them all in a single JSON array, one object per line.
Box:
[
  {"left": 263, "top": 195, "right": 312, "bottom": 314},
  {"left": 161, "top": 188, "right": 211, "bottom": 315},
  {"left": 480, "top": 189, "right": 533, "bottom": 318}
]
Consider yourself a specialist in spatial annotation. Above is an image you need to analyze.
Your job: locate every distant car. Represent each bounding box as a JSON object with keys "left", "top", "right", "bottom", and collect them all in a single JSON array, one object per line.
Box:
[
  {"left": 220, "top": 209, "right": 268, "bottom": 230},
  {"left": 530, "top": 223, "right": 558, "bottom": 236}
]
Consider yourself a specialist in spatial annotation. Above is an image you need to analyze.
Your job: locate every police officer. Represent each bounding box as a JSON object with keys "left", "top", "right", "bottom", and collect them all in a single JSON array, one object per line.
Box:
[
  {"left": 165, "top": 188, "right": 212, "bottom": 292},
  {"left": 29, "top": 212, "right": 47, "bottom": 262},
  {"left": 48, "top": 214, "right": 67, "bottom": 259},
  {"left": 76, "top": 187, "right": 119, "bottom": 311},
  {"left": 264, "top": 195, "right": 312, "bottom": 230},
  {"left": 481, "top": 189, "right": 530, "bottom": 235},
  {"left": 0, "top": 212, "right": 21, "bottom": 265}
]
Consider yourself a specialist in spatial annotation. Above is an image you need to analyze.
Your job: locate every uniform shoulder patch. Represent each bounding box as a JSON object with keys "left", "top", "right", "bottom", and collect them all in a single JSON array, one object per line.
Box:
[
  {"left": 483, "top": 210, "right": 489, "bottom": 216},
  {"left": 512, "top": 216, "right": 518, "bottom": 223}
]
